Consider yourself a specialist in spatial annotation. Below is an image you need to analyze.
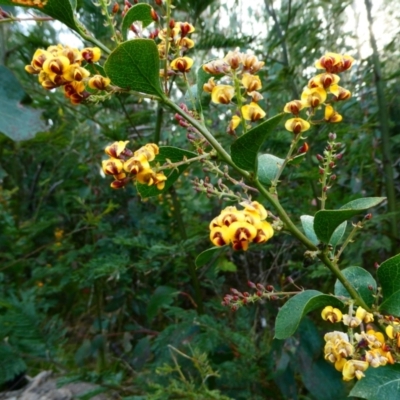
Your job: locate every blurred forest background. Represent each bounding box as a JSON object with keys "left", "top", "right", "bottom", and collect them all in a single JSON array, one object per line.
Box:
[{"left": 0, "top": 0, "right": 400, "bottom": 398}]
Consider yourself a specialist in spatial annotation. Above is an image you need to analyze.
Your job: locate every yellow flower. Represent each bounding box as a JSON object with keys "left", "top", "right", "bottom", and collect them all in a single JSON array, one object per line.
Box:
[
  {"left": 365, "top": 349, "right": 389, "bottom": 368},
  {"left": 203, "top": 60, "right": 231, "bottom": 75},
  {"left": 241, "top": 102, "right": 266, "bottom": 122},
  {"left": 176, "top": 37, "right": 195, "bottom": 49},
  {"left": 284, "top": 118, "right": 310, "bottom": 134},
  {"left": 102, "top": 158, "right": 124, "bottom": 176},
  {"left": 81, "top": 47, "right": 101, "bottom": 63},
  {"left": 228, "top": 221, "right": 258, "bottom": 251},
  {"left": 242, "top": 54, "right": 264, "bottom": 74},
  {"left": 224, "top": 50, "right": 242, "bottom": 70},
  {"left": 134, "top": 143, "right": 159, "bottom": 162},
  {"left": 210, "top": 226, "right": 231, "bottom": 247},
  {"left": 308, "top": 73, "right": 340, "bottom": 89},
  {"left": 330, "top": 85, "right": 351, "bottom": 101},
  {"left": 170, "top": 56, "right": 194, "bottom": 73},
  {"left": 54, "top": 228, "right": 64, "bottom": 242},
  {"left": 227, "top": 115, "right": 241, "bottom": 133},
  {"left": 355, "top": 307, "right": 374, "bottom": 323},
  {"left": 321, "top": 306, "right": 343, "bottom": 323},
  {"left": 65, "top": 64, "right": 90, "bottom": 82},
  {"left": 324, "top": 105, "right": 343, "bottom": 123},
  {"left": 203, "top": 77, "right": 216, "bottom": 93},
  {"left": 342, "top": 360, "right": 369, "bottom": 381},
  {"left": 42, "top": 56, "right": 71, "bottom": 77},
  {"left": 88, "top": 75, "right": 111, "bottom": 90},
  {"left": 283, "top": 100, "right": 306, "bottom": 115},
  {"left": 240, "top": 201, "right": 267, "bottom": 220},
  {"left": 215, "top": 206, "right": 245, "bottom": 227},
  {"left": 211, "top": 85, "right": 235, "bottom": 104},
  {"left": 242, "top": 73, "right": 262, "bottom": 92},
  {"left": 301, "top": 87, "right": 327, "bottom": 108},
  {"left": 124, "top": 154, "right": 151, "bottom": 175},
  {"left": 315, "top": 53, "right": 354, "bottom": 73},
  {"left": 252, "top": 220, "right": 274, "bottom": 244},
  {"left": 105, "top": 141, "right": 130, "bottom": 158}
]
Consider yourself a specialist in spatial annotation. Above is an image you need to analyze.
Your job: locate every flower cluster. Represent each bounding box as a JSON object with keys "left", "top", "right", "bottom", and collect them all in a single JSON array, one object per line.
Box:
[
  {"left": 12, "top": 0, "right": 47, "bottom": 8},
  {"left": 102, "top": 141, "right": 167, "bottom": 190},
  {"left": 222, "top": 282, "right": 278, "bottom": 311},
  {"left": 157, "top": 21, "right": 196, "bottom": 74},
  {"left": 202, "top": 50, "right": 266, "bottom": 133},
  {"left": 25, "top": 44, "right": 110, "bottom": 105},
  {"left": 283, "top": 52, "right": 354, "bottom": 135},
  {"left": 322, "top": 305, "right": 394, "bottom": 381},
  {"left": 209, "top": 201, "right": 273, "bottom": 251}
]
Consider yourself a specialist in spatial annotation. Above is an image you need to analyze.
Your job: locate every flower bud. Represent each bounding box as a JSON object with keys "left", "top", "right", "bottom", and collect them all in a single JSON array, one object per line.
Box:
[
  {"left": 112, "top": 3, "right": 119, "bottom": 13},
  {"left": 150, "top": 8, "right": 159, "bottom": 22}
]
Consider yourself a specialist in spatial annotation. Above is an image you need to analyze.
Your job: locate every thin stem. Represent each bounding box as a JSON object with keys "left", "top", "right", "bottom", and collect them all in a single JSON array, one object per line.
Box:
[
  {"left": 99, "top": 0, "right": 120, "bottom": 44},
  {"left": 271, "top": 133, "right": 302, "bottom": 191},
  {"left": 232, "top": 70, "right": 247, "bottom": 133},
  {"left": 77, "top": 28, "right": 111, "bottom": 55},
  {"left": 334, "top": 223, "right": 362, "bottom": 263},
  {"left": 0, "top": 16, "right": 54, "bottom": 24},
  {"left": 163, "top": 0, "right": 172, "bottom": 94},
  {"left": 154, "top": 105, "right": 163, "bottom": 144},
  {"left": 157, "top": 153, "right": 210, "bottom": 172},
  {"left": 319, "top": 253, "right": 370, "bottom": 311}
]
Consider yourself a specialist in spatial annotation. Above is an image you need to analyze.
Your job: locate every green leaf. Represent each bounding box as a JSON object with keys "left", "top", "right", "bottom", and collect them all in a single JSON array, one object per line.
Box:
[
  {"left": 136, "top": 146, "right": 197, "bottom": 198},
  {"left": 300, "top": 215, "right": 319, "bottom": 245},
  {"left": 257, "top": 154, "right": 284, "bottom": 186},
  {"left": 274, "top": 290, "right": 344, "bottom": 340},
  {"left": 230, "top": 113, "right": 284, "bottom": 171},
  {"left": 195, "top": 247, "right": 223, "bottom": 269},
  {"left": 146, "top": 286, "right": 177, "bottom": 320},
  {"left": 379, "top": 290, "right": 400, "bottom": 317},
  {"left": 216, "top": 258, "right": 237, "bottom": 272},
  {"left": 329, "top": 221, "right": 347, "bottom": 248},
  {"left": 121, "top": 4, "right": 154, "bottom": 40},
  {"left": 350, "top": 364, "right": 400, "bottom": 400},
  {"left": 377, "top": 253, "right": 400, "bottom": 299},
  {"left": 0, "top": 66, "right": 46, "bottom": 141},
  {"left": 0, "top": 0, "right": 80, "bottom": 32},
  {"left": 313, "top": 197, "right": 386, "bottom": 243},
  {"left": 334, "top": 266, "right": 377, "bottom": 307},
  {"left": 104, "top": 39, "right": 163, "bottom": 96}
]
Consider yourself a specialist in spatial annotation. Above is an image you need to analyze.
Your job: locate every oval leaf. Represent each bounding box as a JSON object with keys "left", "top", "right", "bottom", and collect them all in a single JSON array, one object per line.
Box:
[
  {"left": 313, "top": 197, "right": 385, "bottom": 243},
  {"left": 257, "top": 154, "right": 284, "bottom": 186},
  {"left": 0, "top": 66, "right": 47, "bottom": 141},
  {"left": 0, "top": 0, "right": 80, "bottom": 32},
  {"left": 300, "top": 215, "right": 319, "bottom": 245},
  {"left": 121, "top": 4, "right": 154, "bottom": 40},
  {"left": 231, "top": 113, "right": 284, "bottom": 171},
  {"left": 350, "top": 364, "right": 400, "bottom": 400},
  {"left": 329, "top": 221, "right": 347, "bottom": 248},
  {"left": 104, "top": 39, "right": 163, "bottom": 96},
  {"left": 195, "top": 247, "right": 223, "bottom": 269},
  {"left": 274, "top": 290, "right": 344, "bottom": 340},
  {"left": 334, "top": 266, "right": 377, "bottom": 307},
  {"left": 136, "top": 146, "right": 197, "bottom": 198},
  {"left": 377, "top": 253, "right": 400, "bottom": 299},
  {"left": 379, "top": 290, "right": 400, "bottom": 317}
]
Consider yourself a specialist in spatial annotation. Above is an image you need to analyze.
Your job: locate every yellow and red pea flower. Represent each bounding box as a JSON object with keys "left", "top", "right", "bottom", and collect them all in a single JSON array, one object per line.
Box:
[
  {"left": 284, "top": 117, "right": 310, "bottom": 134},
  {"left": 324, "top": 105, "right": 343, "bottom": 123},
  {"left": 301, "top": 87, "right": 327, "bottom": 108},
  {"left": 241, "top": 102, "right": 266, "bottom": 122},
  {"left": 211, "top": 85, "right": 235, "bottom": 104},
  {"left": 170, "top": 56, "right": 194, "bottom": 73}
]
